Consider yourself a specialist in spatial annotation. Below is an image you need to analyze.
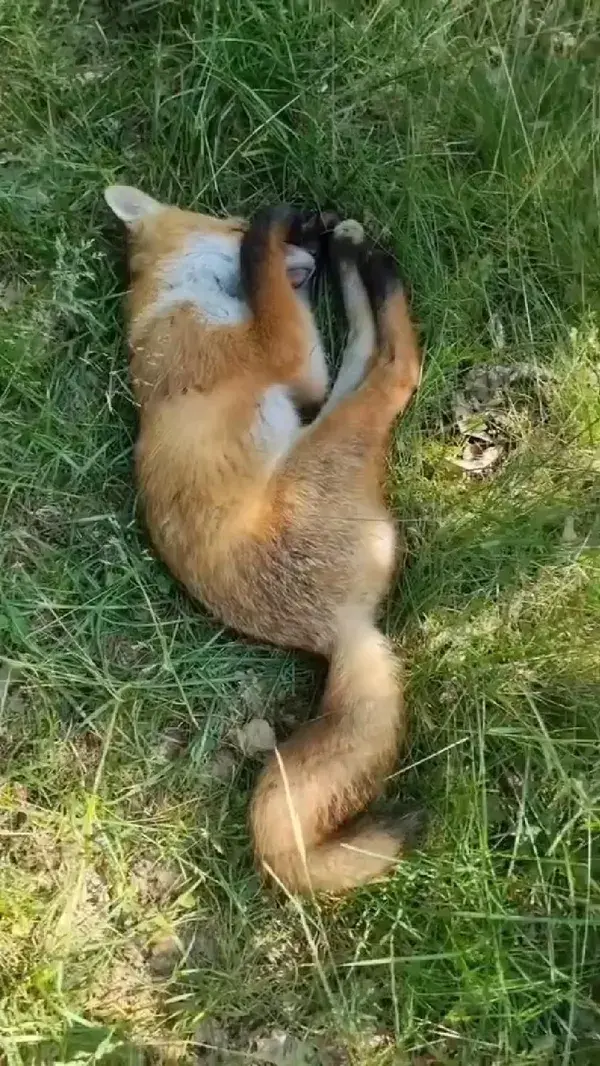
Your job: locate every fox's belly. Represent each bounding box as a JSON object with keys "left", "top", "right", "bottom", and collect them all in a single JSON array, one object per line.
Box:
[{"left": 168, "top": 508, "right": 400, "bottom": 657}]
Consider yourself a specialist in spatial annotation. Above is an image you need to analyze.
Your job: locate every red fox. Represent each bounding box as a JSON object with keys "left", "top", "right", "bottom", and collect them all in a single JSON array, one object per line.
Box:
[{"left": 105, "top": 186, "right": 423, "bottom": 894}]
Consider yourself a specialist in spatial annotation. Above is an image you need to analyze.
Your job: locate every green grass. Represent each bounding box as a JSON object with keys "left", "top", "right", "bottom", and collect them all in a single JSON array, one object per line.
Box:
[{"left": 1, "top": 0, "right": 599, "bottom": 1063}]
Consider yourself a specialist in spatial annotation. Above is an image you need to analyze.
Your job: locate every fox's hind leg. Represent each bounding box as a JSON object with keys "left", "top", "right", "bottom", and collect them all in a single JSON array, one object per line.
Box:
[
  {"left": 276, "top": 243, "right": 422, "bottom": 602},
  {"left": 316, "top": 220, "right": 377, "bottom": 419},
  {"left": 252, "top": 249, "right": 423, "bottom": 893},
  {"left": 286, "top": 209, "right": 341, "bottom": 412}
]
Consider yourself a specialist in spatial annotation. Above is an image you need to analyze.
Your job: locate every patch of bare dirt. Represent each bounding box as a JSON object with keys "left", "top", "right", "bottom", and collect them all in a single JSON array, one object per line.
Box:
[
  {"left": 130, "top": 859, "right": 183, "bottom": 908},
  {"left": 89, "top": 942, "right": 158, "bottom": 1028},
  {"left": 190, "top": 1024, "right": 352, "bottom": 1066}
]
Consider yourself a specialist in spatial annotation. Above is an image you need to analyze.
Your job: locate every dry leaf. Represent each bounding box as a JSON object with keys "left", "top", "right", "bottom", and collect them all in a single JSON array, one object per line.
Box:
[
  {"left": 449, "top": 444, "right": 503, "bottom": 473},
  {"left": 0, "top": 279, "right": 23, "bottom": 311},
  {"left": 209, "top": 748, "right": 237, "bottom": 781},
  {"left": 489, "top": 312, "right": 506, "bottom": 351},
  {"left": 0, "top": 662, "right": 13, "bottom": 704},
  {"left": 0, "top": 662, "right": 25, "bottom": 714}
]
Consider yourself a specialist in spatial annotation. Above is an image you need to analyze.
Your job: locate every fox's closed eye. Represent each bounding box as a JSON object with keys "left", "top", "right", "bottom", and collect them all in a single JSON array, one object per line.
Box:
[
  {"left": 287, "top": 264, "right": 314, "bottom": 289},
  {"left": 284, "top": 245, "right": 316, "bottom": 290}
]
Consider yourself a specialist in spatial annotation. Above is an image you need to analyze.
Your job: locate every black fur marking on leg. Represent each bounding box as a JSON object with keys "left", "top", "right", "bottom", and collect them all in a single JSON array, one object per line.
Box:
[
  {"left": 288, "top": 209, "right": 344, "bottom": 295},
  {"left": 373, "top": 805, "right": 428, "bottom": 852},
  {"left": 287, "top": 209, "right": 342, "bottom": 251},
  {"left": 359, "top": 246, "right": 403, "bottom": 317},
  {"left": 355, "top": 246, "right": 407, "bottom": 350},
  {"left": 329, "top": 234, "right": 365, "bottom": 269},
  {"left": 240, "top": 204, "right": 297, "bottom": 310}
]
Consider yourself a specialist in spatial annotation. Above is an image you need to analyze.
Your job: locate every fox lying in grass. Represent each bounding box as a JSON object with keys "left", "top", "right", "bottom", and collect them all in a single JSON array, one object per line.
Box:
[{"left": 105, "top": 185, "right": 423, "bottom": 894}]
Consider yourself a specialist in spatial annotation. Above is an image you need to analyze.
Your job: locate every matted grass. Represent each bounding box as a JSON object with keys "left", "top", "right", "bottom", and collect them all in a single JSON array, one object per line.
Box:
[{"left": 0, "top": 1, "right": 599, "bottom": 1064}]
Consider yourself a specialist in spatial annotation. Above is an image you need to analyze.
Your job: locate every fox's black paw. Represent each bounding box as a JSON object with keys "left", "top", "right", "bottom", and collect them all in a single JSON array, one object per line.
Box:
[
  {"left": 287, "top": 208, "right": 342, "bottom": 250},
  {"left": 329, "top": 218, "right": 368, "bottom": 265}
]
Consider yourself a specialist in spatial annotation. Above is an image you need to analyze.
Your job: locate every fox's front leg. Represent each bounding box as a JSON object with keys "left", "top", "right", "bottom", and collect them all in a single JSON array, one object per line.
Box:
[
  {"left": 315, "top": 219, "right": 377, "bottom": 421},
  {"left": 241, "top": 205, "right": 327, "bottom": 397}
]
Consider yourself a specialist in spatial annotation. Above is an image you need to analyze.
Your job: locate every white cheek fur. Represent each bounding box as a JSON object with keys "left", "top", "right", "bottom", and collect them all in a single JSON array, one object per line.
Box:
[
  {"left": 156, "top": 234, "right": 249, "bottom": 325},
  {"left": 136, "top": 234, "right": 317, "bottom": 331}
]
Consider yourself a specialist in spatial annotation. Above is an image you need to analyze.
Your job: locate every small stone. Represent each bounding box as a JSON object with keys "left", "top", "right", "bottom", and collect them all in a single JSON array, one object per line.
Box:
[
  {"left": 155, "top": 726, "right": 187, "bottom": 761},
  {"left": 561, "top": 515, "right": 578, "bottom": 546},
  {"left": 235, "top": 719, "right": 276, "bottom": 756},
  {"left": 148, "top": 933, "right": 181, "bottom": 977},
  {"left": 209, "top": 749, "right": 237, "bottom": 782}
]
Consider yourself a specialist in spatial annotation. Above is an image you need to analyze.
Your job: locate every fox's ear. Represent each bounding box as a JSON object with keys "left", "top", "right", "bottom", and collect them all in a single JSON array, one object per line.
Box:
[{"left": 104, "top": 185, "right": 162, "bottom": 225}]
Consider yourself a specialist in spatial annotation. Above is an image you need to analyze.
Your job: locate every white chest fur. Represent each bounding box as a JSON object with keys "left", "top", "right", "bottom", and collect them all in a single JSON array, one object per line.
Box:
[{"left": 253, "top": 385, "right": 302, "bottom": 463}]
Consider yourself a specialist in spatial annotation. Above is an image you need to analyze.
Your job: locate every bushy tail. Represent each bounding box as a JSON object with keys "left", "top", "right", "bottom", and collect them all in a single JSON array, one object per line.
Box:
[{"left": 250, "top": 618, "right": 421, "bottom": 894}]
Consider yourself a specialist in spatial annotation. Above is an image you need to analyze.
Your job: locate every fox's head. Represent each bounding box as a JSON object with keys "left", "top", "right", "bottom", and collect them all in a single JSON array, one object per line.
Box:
[{"left": 104, "top": 185, "right": 316, "bottom": 323}]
